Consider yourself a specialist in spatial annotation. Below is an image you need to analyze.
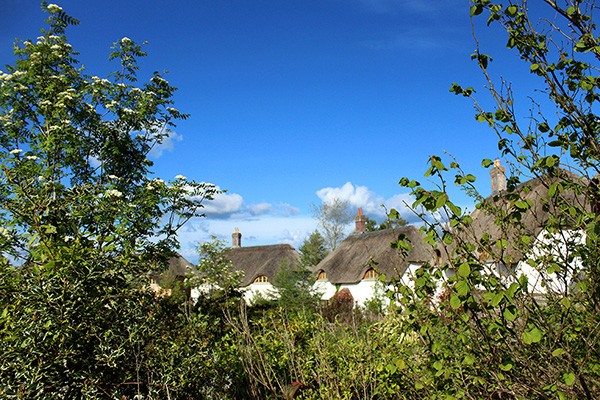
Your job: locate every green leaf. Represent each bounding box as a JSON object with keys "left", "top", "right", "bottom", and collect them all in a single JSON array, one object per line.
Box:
[
  {"left": 520, "top": 235, "right": 532, "bottom": 246},
  {"left": 470, "top": 5, "right": 483, "bottom": 16},
  {"left": 463, "top": 355, "right": 475, "bottom": 365},
  {"left": 395, "top": 358, "right": 406, "bottom": 370},
  {"left": 563, "top": 372, "right": 576, "bottom": 386},
  {"left": 443, "top": 232, "right": 454, "bottom": 245},
  {"left": 482, "top": 158, "right": 493, "bottom": 167},
  {"left": 458, "top": 262, "right": 471, "bottom": 278},
  {"left": 455, "top": 280, "right": 470, "bottom": 297},
  {"left": 506, "top": 283, "right": 519, "bottom": 300},
  {"left": 552, "top": 348, "right": 566, "bottom": 357},
  {"left": 491, "top": 292, "right": 504, "bottom": 307},
  {"left": 435, "top": 193, "right": 447, "bottom": 209},
  {"left": 499, "top": 361, "right": 513, "bottom": 371},
  {"left": 514, "top": 200, "right": 529, "bottom": 210},
  {"left": 450, "top": 294, "right": 461, "bottom": 309},
  {"left": 522, "top": 327, "right": 543, "bottom": 344},
  {"left": 503, "top": 306, "right": 517, "bottom": 321},
  {"left": 386, "top": 364, "right": 397, "bottom": 374}
]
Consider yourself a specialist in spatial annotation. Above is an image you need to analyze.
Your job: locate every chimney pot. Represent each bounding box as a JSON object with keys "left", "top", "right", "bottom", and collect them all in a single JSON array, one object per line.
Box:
[
  {"left": 355, "top": 208, "right": 367, "bottom": 233},
  {"left": 232, "top": 228, "right": 242, "bottom": 247},
  {"left": 490, "top": 158, "right": 507, "bottom": 195}
]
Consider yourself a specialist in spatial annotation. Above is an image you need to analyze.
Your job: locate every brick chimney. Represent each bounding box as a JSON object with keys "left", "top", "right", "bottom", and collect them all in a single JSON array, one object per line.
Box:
[
  {"left": 490, "top": 158, "right": 507, "bottom": 195},
  {"left": 355, "top": 208, "right": 367, "bottom": 233},
  {"left": 232, "top": 227, "right": 242, "bottom": 248}
]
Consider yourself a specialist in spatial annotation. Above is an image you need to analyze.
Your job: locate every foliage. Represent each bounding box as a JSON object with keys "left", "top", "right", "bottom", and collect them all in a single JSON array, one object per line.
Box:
[
  {"left": 365, "top": 210, "right": 408, "bottom": 232},
  {"left": 392, "top": 0, "right": 600, "bottom": 398},
  {"left": 270, "top": 260, "right": 322, "bottom": 312},
  {"left": 0, "top": 4, "right": 220, "bottom": 398},
  {"left": 298, "top": 230, "right": 328, "bottom": 267},
  {"left": 193, "top": 237, "right": 243, "bottom": 303},
  {"left": 312, "top": 198, "right": 353, "bottom": 250},
  {"left": 230, "top": 306, "right": 414, "bottom": 400}
]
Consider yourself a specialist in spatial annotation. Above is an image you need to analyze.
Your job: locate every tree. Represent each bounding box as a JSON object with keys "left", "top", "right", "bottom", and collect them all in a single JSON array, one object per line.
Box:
[
  {"left": 193, "top": 238, "right": 243, "bottom": 310},
  {"left": 0, "top": 5, "right": 220, "bottom": 398},
  {"left": 271, "top": 260, "right": 321, "bottom": 312},
  {"left": 313, "top": 198, "right": 353, "bottom": 250},
  {"left": 365, "top": 209, "right": 408, "bottom": 231},
  {"left": 393, "top": 1, "right": 600, "bottom": 399},
  {"left": 298, "top": 230, "right": 328, "bottom": 267}
]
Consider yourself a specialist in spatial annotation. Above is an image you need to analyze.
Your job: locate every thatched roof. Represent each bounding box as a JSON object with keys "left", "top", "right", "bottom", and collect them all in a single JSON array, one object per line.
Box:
[
  {"left": 316, "top": 226, "right": 434, "bottom": 284},
  {"left": 167, "top": 253, "right": 195, "bottom": 276},
  {"left": 149, "top": 253, "right": 195, "bottom": 289},
  {"left": 225, "top": 244, "right": 300, "bottom": 287},
  {"left": 454, "top": 171, "right": 589, "bottom": 264}
]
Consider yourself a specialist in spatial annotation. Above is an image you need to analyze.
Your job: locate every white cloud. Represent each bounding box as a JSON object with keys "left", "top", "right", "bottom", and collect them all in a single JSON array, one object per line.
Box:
[
  {"left": 203, "top": 191, "right": 244, "bottom": 216},
  {"left": 316, "top": 181, "right": 415, "bottom": 221},
  {"left": 249, "top": 203, "right": 272, "bottom": 215},
  {"left": 149, "top": 129, "right": 183, "bottom": 158}
]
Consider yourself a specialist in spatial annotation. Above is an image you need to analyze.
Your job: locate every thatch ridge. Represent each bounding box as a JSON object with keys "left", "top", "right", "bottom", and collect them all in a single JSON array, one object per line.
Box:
[
  {"left": 167, "top": 253, "right": 195, "bottom": 276},
  {"left": 455, "top": 170, "right": 589, "bottom": 264},
  {"left": 225, "top": 244, "right": 300, "bottom": 287},
  {"left": 316, "top": 225, "right": 433, "bottom": 284}
]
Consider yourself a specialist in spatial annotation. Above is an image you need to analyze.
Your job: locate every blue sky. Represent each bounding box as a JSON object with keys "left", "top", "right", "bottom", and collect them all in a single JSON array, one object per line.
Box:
[{"left": 1, "top": 1, "right": 544, "bottom": 262}]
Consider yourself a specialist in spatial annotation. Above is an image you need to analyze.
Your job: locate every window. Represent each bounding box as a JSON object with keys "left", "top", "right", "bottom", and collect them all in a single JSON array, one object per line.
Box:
[
  {"left": 363, "top": 268, "right": 378, "bottom": 280},
  {"left": 434, "top": 249, "right": 442, "bottom": 265},
  {"left": 253, "top": 275, "right": 269, "bottom": 284},
  {"left": 478, "top": 250, "right": 490, "bottom": 262},
  {"left": 496, "top": 262, "right": 512, "bottom": 276},
  {"left": 317, "top": 271, "right": 327, "bottom": 281}
]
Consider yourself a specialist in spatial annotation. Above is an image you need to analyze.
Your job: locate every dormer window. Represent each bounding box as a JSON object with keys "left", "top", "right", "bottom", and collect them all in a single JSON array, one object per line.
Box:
[
  {"left": 253, "top": 275, "right": 269, "bottom": 284},
  {"left": 434, "top": 249, "right": 442, "bottom": 265},
  {"left": 317, "top": 271, "right": 327, "bottom": 281},
  {"left": 363, "top": 268, "right": 378, "bottom": 280},
  {"left": 478, "top": 250, "right": 490, "bottom": 262}
]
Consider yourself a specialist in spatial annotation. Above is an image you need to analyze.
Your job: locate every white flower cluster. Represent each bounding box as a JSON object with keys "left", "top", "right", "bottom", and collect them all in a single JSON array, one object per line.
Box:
[
  {"left": 91, "top": 76, "right": 111, "bottom": 85},
  {"left": 10, "top": 149, "right": 23, "bottom": 155},
  {"left": 0, "top": 227, "right": 11, "bottom": 239},
  {"left": 104, "top": 189, "right": 123, "bottom": 198},
  {"left": 146, "top": 178, "right": 165, "bottom": 191},
  {"left": 151, "top": 76, "right": 168, "bottom": 85},
  {"left": 0, "top": 71, "right": 24, "bottom": 82},
  {"left": 121, "top": 37, "right": 132, "bottom": 44},
  {"left": 47, "top": 4, "right": 63, "bottom": 13},
  {"left": 58, "top": 88, "right": 77, "bottom": 101},
  {"left": 175, "top": 175, "right": 187, "bottom": 180},
  {"left": 26, "top": 155, "right": 38, "bottom": 161}
]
